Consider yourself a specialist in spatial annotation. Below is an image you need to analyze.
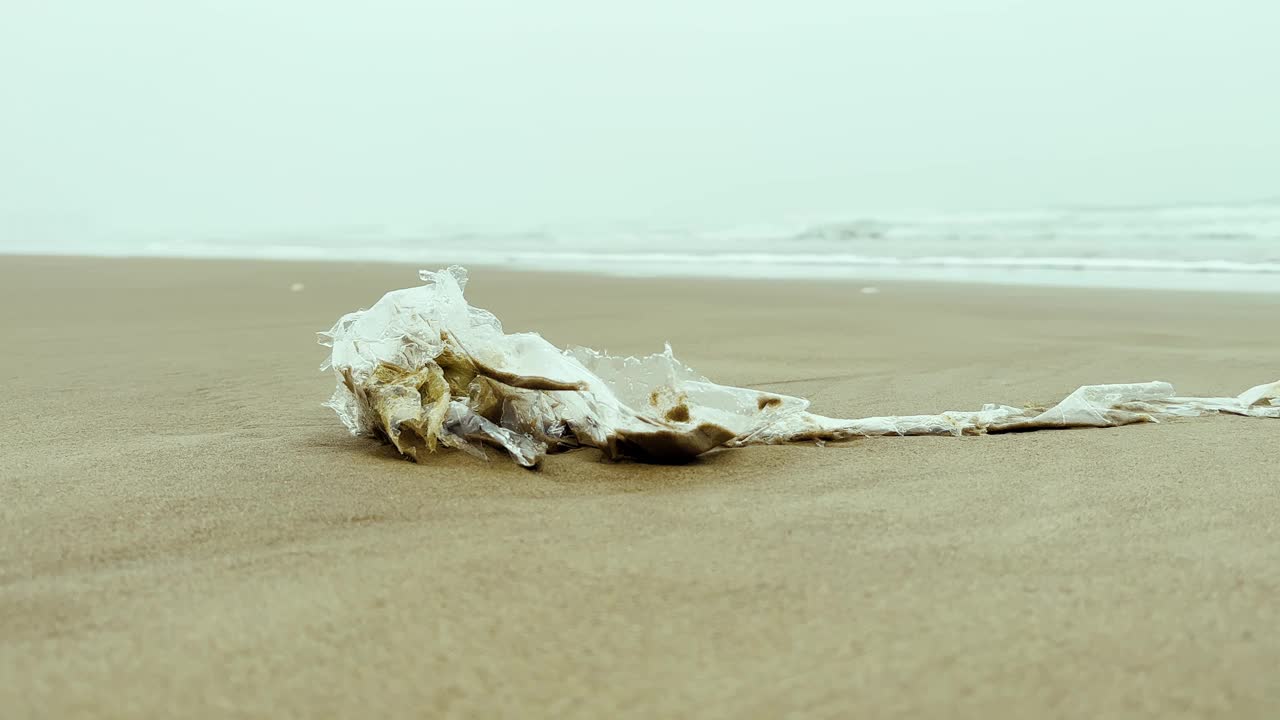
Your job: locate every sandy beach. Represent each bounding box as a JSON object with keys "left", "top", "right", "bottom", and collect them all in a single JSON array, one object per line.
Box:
[{"left": 2, "top": 255, "right": 1277, "bottom": 718}]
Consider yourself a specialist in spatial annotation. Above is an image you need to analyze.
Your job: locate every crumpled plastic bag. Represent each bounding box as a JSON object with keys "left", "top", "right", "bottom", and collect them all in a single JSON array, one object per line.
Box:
[{"left": 319, "top": 267, "right": 1278, "bottom": 467}]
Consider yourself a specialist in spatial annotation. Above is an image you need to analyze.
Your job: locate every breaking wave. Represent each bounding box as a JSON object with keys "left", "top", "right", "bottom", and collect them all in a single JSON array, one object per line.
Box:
[{"left": 5, "top": 201, "right": 1279, "bottom": 291}]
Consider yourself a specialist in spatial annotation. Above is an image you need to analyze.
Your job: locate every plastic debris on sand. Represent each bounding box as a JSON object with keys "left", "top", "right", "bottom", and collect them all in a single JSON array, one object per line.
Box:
[{"left": 319, "top": 267, "right": 1278, "bottom": 467}]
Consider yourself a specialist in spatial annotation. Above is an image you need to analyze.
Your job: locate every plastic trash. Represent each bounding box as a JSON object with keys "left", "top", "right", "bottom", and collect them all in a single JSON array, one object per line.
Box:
[{"left": 319, "top": 267, "right": 1278, "bottom": 467}]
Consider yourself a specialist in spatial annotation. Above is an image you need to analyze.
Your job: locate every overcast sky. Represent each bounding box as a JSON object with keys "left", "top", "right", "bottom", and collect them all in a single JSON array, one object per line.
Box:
[{"left": 2, "top": 0, "right": 1277, "bottom": 243}]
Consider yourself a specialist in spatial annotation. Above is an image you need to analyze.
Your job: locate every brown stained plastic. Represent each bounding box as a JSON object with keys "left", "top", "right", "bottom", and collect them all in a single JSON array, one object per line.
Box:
[{"left": 320, "top": 268, "right": 1279, "bottom": 467}]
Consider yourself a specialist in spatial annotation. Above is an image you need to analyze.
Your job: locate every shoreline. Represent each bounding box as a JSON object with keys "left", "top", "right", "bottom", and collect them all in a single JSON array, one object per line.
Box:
[{"left": 5, "top": 251, "right": 1280, "bottom": 296}]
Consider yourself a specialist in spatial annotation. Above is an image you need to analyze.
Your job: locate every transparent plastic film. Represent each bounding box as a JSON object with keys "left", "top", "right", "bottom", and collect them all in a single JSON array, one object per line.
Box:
[{"left": 320, "top": 268, "right": 1278, "bottom": 467}]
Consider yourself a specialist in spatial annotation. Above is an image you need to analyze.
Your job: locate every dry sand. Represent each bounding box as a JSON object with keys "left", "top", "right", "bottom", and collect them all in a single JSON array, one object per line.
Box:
[{"left": 2, "top": 256, "right": 1278, "bottom": 719}]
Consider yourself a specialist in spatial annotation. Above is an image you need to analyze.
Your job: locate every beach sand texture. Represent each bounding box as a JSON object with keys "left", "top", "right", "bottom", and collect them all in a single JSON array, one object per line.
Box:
[{"left": 2, "top": 256, "right": 1278, "bottom": 719}]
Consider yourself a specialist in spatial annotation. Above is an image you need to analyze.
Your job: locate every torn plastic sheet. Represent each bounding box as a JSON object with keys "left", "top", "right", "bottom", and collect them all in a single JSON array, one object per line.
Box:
[{"left": 319, "top": 267, "right": 1278, "bottom": 467}]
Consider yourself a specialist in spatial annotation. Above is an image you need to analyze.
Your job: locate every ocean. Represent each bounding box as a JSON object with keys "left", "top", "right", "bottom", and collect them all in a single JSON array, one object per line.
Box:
[{"left": 5, "top": 202, "right": 1279, "bottom": 292}]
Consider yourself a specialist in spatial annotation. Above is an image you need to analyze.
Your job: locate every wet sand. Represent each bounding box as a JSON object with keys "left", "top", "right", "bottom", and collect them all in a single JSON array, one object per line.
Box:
[{"left": 2, "top": 256, "right": 1278, "bottom": 718}]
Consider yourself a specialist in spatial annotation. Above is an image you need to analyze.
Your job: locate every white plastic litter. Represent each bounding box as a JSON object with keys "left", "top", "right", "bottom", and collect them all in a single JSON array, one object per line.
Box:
[{"left": 319, "top": 267, "right": 1278, "bottom": 467}]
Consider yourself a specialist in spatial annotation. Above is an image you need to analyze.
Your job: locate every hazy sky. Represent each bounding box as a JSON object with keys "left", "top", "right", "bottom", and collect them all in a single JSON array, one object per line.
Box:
[{"left": 2, "top": 0, "right": 1277, "bottom": 242}]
